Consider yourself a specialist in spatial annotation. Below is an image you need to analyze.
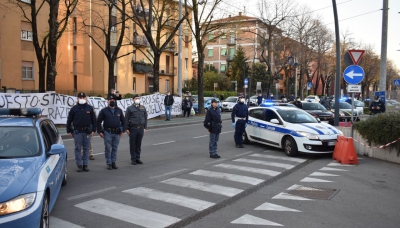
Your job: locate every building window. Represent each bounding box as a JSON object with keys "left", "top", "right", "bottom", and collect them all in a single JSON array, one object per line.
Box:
[
  {"left": 74, "top": 75, "right": 77, "bottom": 90},
  {"left": 185, "top": 58, "right": 188, "bottom": 70},
  {"left": 221, "top": 48, "right": 227, "bottom": 55},
  {"left": 148, "top": 78, "right": 154, "bottom": 94},
  {"left": 165, "top": 79, "right": 170, "bottom": 92},
  {"left": 21, "top": 61, "right": 34, "bottom": 79},
  {"left": 185, "top": 35, "right": 189, "bottom": 48},
  {"left": 221, "top": 33, "right": 226, "bottom": 39},
  {"left": 114, "top": 76, "right": 117, "bottom": 90},
  {"left": 133, "top": 77, "right": 136, "bottom": 92},
  {"left": 220, "top": 64, "right": 226, "bottom": 72},
  {"left": 208, "top": 48, "right": 213, "bottom": 57},
  {"left": 208, "top": 33, "right": 213, "bottom": 41},
  {"left": 73, "top": 17, "right": 77, "bottom": 33},
  {"left": 21, "top": 30, "right": 33, "bottom": 41},
  {"left": 110, "top": 16, "right": 117, "bottom": 32}
]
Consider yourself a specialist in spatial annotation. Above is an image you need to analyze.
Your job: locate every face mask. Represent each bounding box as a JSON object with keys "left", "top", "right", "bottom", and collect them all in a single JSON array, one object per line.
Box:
[
  {"left": 78, "top": 99, "right": 86, "bottom": 104},
  {"left": 283, "top": 99, "right": 287, "bottom": 102},
  {"left": 240, "top": 99, "right": 245, "bottom": 103},
  {"left": 186, "top": 97, "right": 189, "bottom": 100},
  {"left": 167, "top": 93, "right": 170, "bottom": 96},
  {"left": 109, "top": 101, "right": 116, "bottom": 107},
  {"left": 134, "top": 99, "right": 140, "bottom": 105},
  {"left": 296, "top": 99, "right": 300, "bottom": 101},
  {"left": 375, "top": 100, "right": 379, "bottom": 102}
]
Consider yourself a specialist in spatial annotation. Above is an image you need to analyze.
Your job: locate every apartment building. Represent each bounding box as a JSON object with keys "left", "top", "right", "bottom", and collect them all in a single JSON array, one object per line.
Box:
[{"left": 0, "top": 1, "right": 48, "bottom": 92}]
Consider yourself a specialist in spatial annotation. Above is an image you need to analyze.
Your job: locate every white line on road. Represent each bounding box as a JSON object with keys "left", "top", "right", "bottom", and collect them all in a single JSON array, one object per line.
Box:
[
  {"left": 231, "top": 214, "right": 283, "bottom": 226},
  {"left": 50, "top": 217, "right": 85, "bottom": 228},
  {"left": 215, "top": 164, "right": 281, "bottom": 176},
  {"left": 234, "top": 151, "right": 253, "bottom": 157},
  {"left": 234, "top": 158, "right": 295, "bottom": 169},
  {"left": 272, "top": 192, "right": 313, "bottom": 201},
  {"left": 193, "top": 135, "right": 208, "bottom": 139},
  {"left": 190, "top": 170, "right": 264, "bottom": 185},
  {"left": 310, "top": 172, "right": 339, "bottom": 177},
  {"left": 256, "top": 153, "right": 307, "bottom": 163},
  {"left": 123, "top": 187, "right": 215, "bottom": 211},
  {"left": 161, "top": 178, "right": 243, "bottom": 197},
  {"left": 254, "top": 202, "right": 301, "bottom": 212},
  {"left": 300, "top": 177, "right": 333, "bottom": 183},
  {"left": 75, "top": 198, "right": 180, "bottom": 228},
  {"left": 66, "top": 186, "right": 117, "bottom": 201},
  {"left": 220, "top": 130, "right": 234, "bottom": 134},
  {"left": 205, "top": 158, "right": 227, "bottom": 165},
  {"left": 152, "top": 141, "right": 176, "bottom": 146},
  {"left": 149, "top": 168, "right": 188, "bottom": 179}
]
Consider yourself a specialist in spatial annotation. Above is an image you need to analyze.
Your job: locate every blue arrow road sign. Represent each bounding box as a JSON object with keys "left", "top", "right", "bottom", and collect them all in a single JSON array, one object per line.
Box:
[
  {"left": 394, "top": 79, "right": 400, "bottom": 86},
  {"left": 343, "top": 65, "right": 365, "bottom": 84},
  {"left": 244, "top": 78, "right": 248, "bottom": 85},
  {"left": 307, "top": 82, "right": 313, "bottom": 88}
]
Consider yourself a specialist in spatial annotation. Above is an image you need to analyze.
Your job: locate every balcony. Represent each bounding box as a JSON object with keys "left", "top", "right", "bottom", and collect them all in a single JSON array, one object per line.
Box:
[
  {"left": 159, "top": 65, "right": 176, "bottom": 76},
  {"left": 132, "top": 61, "right": 153, "bottom": 73},
  {"left": 226, "top": 38, "right": 236, "bottom": 46},
  {"left": 163, "top": 42, "right": 177, "bottom": 52},
  {"left": 164, "top": 20, "right": 178, "bottom": 29},
  {"left": 132, "top": 35, "right": 149, "bottom": 47},
  {"left": 133, "top": 7, "right": 150, "bottom": 20}
]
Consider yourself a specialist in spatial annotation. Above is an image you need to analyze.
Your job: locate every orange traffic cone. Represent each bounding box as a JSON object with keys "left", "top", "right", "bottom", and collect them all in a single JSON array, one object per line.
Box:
[
  {"left": 332, "top": 135, "right": 346, "bottom": 162},
  {"left": 338, "top": 137, "right": 358, "bottom": 165}
]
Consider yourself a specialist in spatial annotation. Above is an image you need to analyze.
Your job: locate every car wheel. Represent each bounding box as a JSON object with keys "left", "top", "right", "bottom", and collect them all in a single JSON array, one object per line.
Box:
[
  {"left": 40, "top": 193, "right": 49, "bottom": 228},
  {"left": 283, "top": 136, "right": 298, "bottom": 157},
  {"left": 62, "top": 160, "right": 67, "bottom": 186},
  {"left": 242, "top": 131, "right": 250, "bottom": 144}
]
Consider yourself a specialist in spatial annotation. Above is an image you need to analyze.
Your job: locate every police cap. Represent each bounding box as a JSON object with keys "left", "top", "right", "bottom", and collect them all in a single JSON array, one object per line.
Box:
[
  {"left": 239, "top": 94, "right": 244, "bottom": 98},
  {"left": 77, "top": 92, "right": 86, "bottom": 98},
  {"left": 211, "top": 99, "right": 218, "bottom": 103},
  {"left": 132, "top": 94, "right": 140, "bottom": 99}
]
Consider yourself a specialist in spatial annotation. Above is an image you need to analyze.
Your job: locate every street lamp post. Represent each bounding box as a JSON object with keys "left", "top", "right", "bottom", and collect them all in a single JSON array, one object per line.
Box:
[{"left": 178, "top": 0, "right": 182, "bottom": 96}]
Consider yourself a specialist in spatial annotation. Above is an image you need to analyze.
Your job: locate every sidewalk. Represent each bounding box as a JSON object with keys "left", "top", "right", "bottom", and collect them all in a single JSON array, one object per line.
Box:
[{"left": 57, "top": 113, "right": 233, "bottom": 139}]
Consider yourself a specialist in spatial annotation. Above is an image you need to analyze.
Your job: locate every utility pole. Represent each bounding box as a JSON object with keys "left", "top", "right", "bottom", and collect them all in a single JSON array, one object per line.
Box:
[
  {"left": 332, "top": 0, "right": 341, "bottom": 126},
  {"left": 178, "top": 0, "right": 182, "bottom": 96},
  {"left": 379, "top": 0, "right": 389, "bottom": 93}
]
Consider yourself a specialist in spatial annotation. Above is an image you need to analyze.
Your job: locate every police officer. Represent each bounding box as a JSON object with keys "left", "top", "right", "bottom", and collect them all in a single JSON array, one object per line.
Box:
[
  {"left": 97, "top": 94, "right": 126, "bottom": 170},
  {"left": 231, "top": 95, "right": 249, "bottom": 148},
  {"left": 257, "top": 93, "right": 263, "bottom": 106},
  {"left": 204, "top": 99, "right": 222, "bottom": 159},
  {"left": 280, "top": 95, "right": 287, "bottom": 103},
  {"left": 294, "top": 96, "right": 303, "bottom": 109},
  {"left": 369, "top": 96, "right": 385, "bottom": 115},
  {"left": 67, "top": 92, "right": 96, "bottom": 172},
  {"left": 125, "top": 94, "right": 148, "bottom": 165}
]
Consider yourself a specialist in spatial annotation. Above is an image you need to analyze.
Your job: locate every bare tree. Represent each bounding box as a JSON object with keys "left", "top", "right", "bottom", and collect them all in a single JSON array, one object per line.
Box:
[
  {"left": 80, "top": 0, "right": 129, "bottom": 93},
  {"left": 11, "top": 0, "right": 77, "bottom": 92},
  {"left": 119, "top": 0, "right": 189, "bottom": 93}
]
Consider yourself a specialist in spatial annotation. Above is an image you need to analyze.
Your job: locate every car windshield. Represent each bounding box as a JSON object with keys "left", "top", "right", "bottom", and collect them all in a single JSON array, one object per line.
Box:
[
  {"left": 0, "top": 127, "right": 40, "bottom": 158},
  {"left": 250, "top": 96, "right": 258, "bottom": 99},
  {"left": 225, "top": 97, "right": 238, "bottom": 102},
  {"left": 277, "top": 109, "right": 318, "bottom": 123},
  {"left": 302, "top": 102, "right": 327, "bottom": 111},
  {"left": 336, "top": 102, "right": 352, "bottom": 109},
  {"left": 353, "top": 101, "right": 364, "bottom": 107},
  {"left": 306, "top": 96, "right": 316, "bottom": 99}
]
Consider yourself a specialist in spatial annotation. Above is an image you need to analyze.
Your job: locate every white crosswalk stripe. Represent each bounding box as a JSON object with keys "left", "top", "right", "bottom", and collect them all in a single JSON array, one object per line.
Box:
[
  {"left": 300, "top": 177, "right": 333, "bottom": 183},
  {"left": 320, "top": 167, "right": 348, "bottom": 171},
  {"left": 190, "top": 169, "right": 264, "bottom": 185},
  {"left": 74, "top": 198, "right": 180, "bottom": 228},
  {"left": 310, "top": 172, "right": 340, "bottom": 177},
  {"left": 123, "top": 187, "right": 215, "bottom": 211},
  {"left": 215, "top": 164, "right": 281, "bottom": 176},
  {"left": 50, "top": 217, "right": 85, "bottom": 228},
  {"left": 161, "top": 178, "right": 243, "bottom": 197},
  {"left": 272, "top": 192, "right": 313, "bottom": 201},
  {"left": 254, "top": 202, "right": 301, "bottom": 212},
  {"left": 254, "top": 153, "right": 307, "bottom": 163},
  {"left": 231, "top": 214, "right": 283, "bottom": 226},
  {"left": 234, "top": 158, "right": 295, "bottom": 169}
]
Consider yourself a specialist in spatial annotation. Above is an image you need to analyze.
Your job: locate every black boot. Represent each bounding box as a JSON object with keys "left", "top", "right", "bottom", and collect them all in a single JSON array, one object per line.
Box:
[
  {"left": 136, "top": 160, "right": 143, "bottom": 164},
  {"left": 107, "top": 164, "right": 112, "bottom": 170},
  {"left": 83, "top": 165, "right": 89, "bottom": 172},
  {"left": 77, "top": 165, "right": 83, "bottom": 172},
  {"left": 112, "top": 162, "right": 118, "bottom": 169}
]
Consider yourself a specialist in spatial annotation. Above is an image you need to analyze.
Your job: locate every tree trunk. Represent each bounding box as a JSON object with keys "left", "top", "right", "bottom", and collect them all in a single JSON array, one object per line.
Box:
[
  {"left": 197, "top": 55, "right": 205, "bottom": 114},
  {"left": 153, "top": 54, "right": 160, "bottom": 93},
  {"left": 46, "top": 0, "right": 60, "bottom": 91},
  {"left": 108, "top": 60, "right": 115, "bottom": 94}
]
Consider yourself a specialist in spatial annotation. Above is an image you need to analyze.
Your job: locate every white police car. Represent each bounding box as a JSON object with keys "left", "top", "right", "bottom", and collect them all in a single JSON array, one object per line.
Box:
[
  {"left": 0, "top": 108, "right": 67, "bottom": 228},
  {"left": 243, "top": 105, "right": 342, "bottom": 156}
]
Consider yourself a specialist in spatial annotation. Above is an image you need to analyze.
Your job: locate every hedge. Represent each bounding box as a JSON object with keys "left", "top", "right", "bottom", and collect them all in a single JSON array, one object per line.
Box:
[
  {"left": 189, "top": 91, "right": 239, "bottom": 98},
  {"left": 354, "top": 112, "right": 400, "bottom": 155}
]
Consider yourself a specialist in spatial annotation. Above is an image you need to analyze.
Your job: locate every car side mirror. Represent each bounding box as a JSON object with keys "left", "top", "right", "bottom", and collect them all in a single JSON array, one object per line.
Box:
[
  {"left": 48, "top": 144, "right": 65, "bottom": 155},
  {"left": 316, "top": 118, "right": 321, "bottom": 122},
  {"left": 270, "top": 119, "right": 280, "bottom": 124}
]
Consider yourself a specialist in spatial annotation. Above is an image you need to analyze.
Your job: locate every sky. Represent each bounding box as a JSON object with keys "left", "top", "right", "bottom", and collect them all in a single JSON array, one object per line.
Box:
[{"left": 217, "top": 0, "right": 400, "bottom": 70}]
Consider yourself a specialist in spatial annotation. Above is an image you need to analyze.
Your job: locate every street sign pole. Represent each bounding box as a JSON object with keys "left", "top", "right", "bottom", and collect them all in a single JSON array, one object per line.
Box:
[{"left": 351, "top": 92, "right": 354, "bottom": 137}]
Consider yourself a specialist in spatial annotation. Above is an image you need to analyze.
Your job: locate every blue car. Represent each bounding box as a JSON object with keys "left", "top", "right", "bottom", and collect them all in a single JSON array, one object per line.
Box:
[
  {"left": 192, "top": 97, "right": 221, "bottom": 113},
  {"left": 0, "top": 108, "right": 67, "bottom": 228}
]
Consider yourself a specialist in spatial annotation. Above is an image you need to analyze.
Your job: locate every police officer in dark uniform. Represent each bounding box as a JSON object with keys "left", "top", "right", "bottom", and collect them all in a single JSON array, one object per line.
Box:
[
  {"left": 97, "top": 94, "right": 126, "bottom": 170},
  {"left": 369, "top": 96, "right": 385, "bottom": 115},
  {"left": 231, "top": 95, "right": 249, "bottom": 148},
  {"left": 67, "top": 92, "right": 96, "bottom": 172},
  {"left": 125, "top": 94, "right": 148, "bottom": 165},
  {"left": 204, "top": 99, "right": 222, "bottom": 159},
  {"left": 294, "top": 96, "right": 303, "bottom": 109}
]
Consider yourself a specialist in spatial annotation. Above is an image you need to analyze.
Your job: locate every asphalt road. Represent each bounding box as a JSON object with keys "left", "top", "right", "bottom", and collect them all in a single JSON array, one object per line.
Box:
[{"left": 50, "top": 118, "right": 400, "bottom": 228}]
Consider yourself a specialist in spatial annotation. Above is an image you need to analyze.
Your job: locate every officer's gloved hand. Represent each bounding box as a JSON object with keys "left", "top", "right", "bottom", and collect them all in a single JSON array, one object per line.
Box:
[
  {"left": 232, "top": 123, "right": 236, "bottom": 129},
  {"left": 245, "top": 123, "right": 248, "bottom": 128}
]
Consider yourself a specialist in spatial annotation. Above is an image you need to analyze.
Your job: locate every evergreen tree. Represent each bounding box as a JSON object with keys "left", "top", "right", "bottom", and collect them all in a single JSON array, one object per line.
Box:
[{"left": 229, "top": 46, "right": 249, "bottom": 91}]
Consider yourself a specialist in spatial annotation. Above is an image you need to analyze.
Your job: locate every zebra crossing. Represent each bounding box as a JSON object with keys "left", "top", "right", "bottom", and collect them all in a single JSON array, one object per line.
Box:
[{"left": 50, "top": 152, "right": 306, "bottom": 228}]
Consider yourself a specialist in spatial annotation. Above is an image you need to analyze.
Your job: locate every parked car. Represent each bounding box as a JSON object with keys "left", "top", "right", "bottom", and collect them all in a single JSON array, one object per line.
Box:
[
  {"left": 88, "top": 96, "right": 106, "bottom": 101},
  {"left": 243, "top": 106, "right": 342, "bottom": 157},
  {"left": 0, "top": 108, "right": 67, "bottom": 227},
  {"left": 352, "top": 100, "right": 365, "bottom": 114},
  {"left": 301, "top": 101, "right": 334, "bottom": 124},
  {"left": 247, "top": 95, "right": 262, "bottom": 106},
  {"left": 192, "top": 97, "right": 221, "bottom": 113},
  {"left": 221, "top": 96, "right": 238, "bottom": 112},
  {"left": 304, "top": 95, "right": 320, "bottom": 102},
  {"left": 329, "top": 102, "right": 361, "bottom": 122}
]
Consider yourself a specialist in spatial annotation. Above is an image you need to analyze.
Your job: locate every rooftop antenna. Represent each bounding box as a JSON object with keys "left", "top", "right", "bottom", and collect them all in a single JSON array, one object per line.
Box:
[{"left": 243, "top": 6, "right": 246, "bottom": 15}]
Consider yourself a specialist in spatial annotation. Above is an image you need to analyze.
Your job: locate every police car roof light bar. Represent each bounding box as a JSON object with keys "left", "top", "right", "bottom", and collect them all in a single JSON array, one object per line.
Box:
[{"left": 0, "top": 108, "right": 42, "bottom": 116}]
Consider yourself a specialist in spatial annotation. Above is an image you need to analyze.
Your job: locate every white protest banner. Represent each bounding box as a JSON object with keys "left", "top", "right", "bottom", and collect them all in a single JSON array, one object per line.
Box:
[{"left": 0, "top": 93, "right": 182, "bottom": 124}]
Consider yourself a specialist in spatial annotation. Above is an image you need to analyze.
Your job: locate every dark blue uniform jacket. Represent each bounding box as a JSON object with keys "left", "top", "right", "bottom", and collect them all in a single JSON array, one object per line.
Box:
[
  {"left": 231, "top": 102, "right": 249, "bottom": 123},
  {"left": 97, "top": 107, "right": 126, "bottom": 134},
  {"left": 66, "top": 103, "right": 96, "bottom": 133},
  {"left": 204, "top": 107, "right": 222, "bottom": 134}
]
